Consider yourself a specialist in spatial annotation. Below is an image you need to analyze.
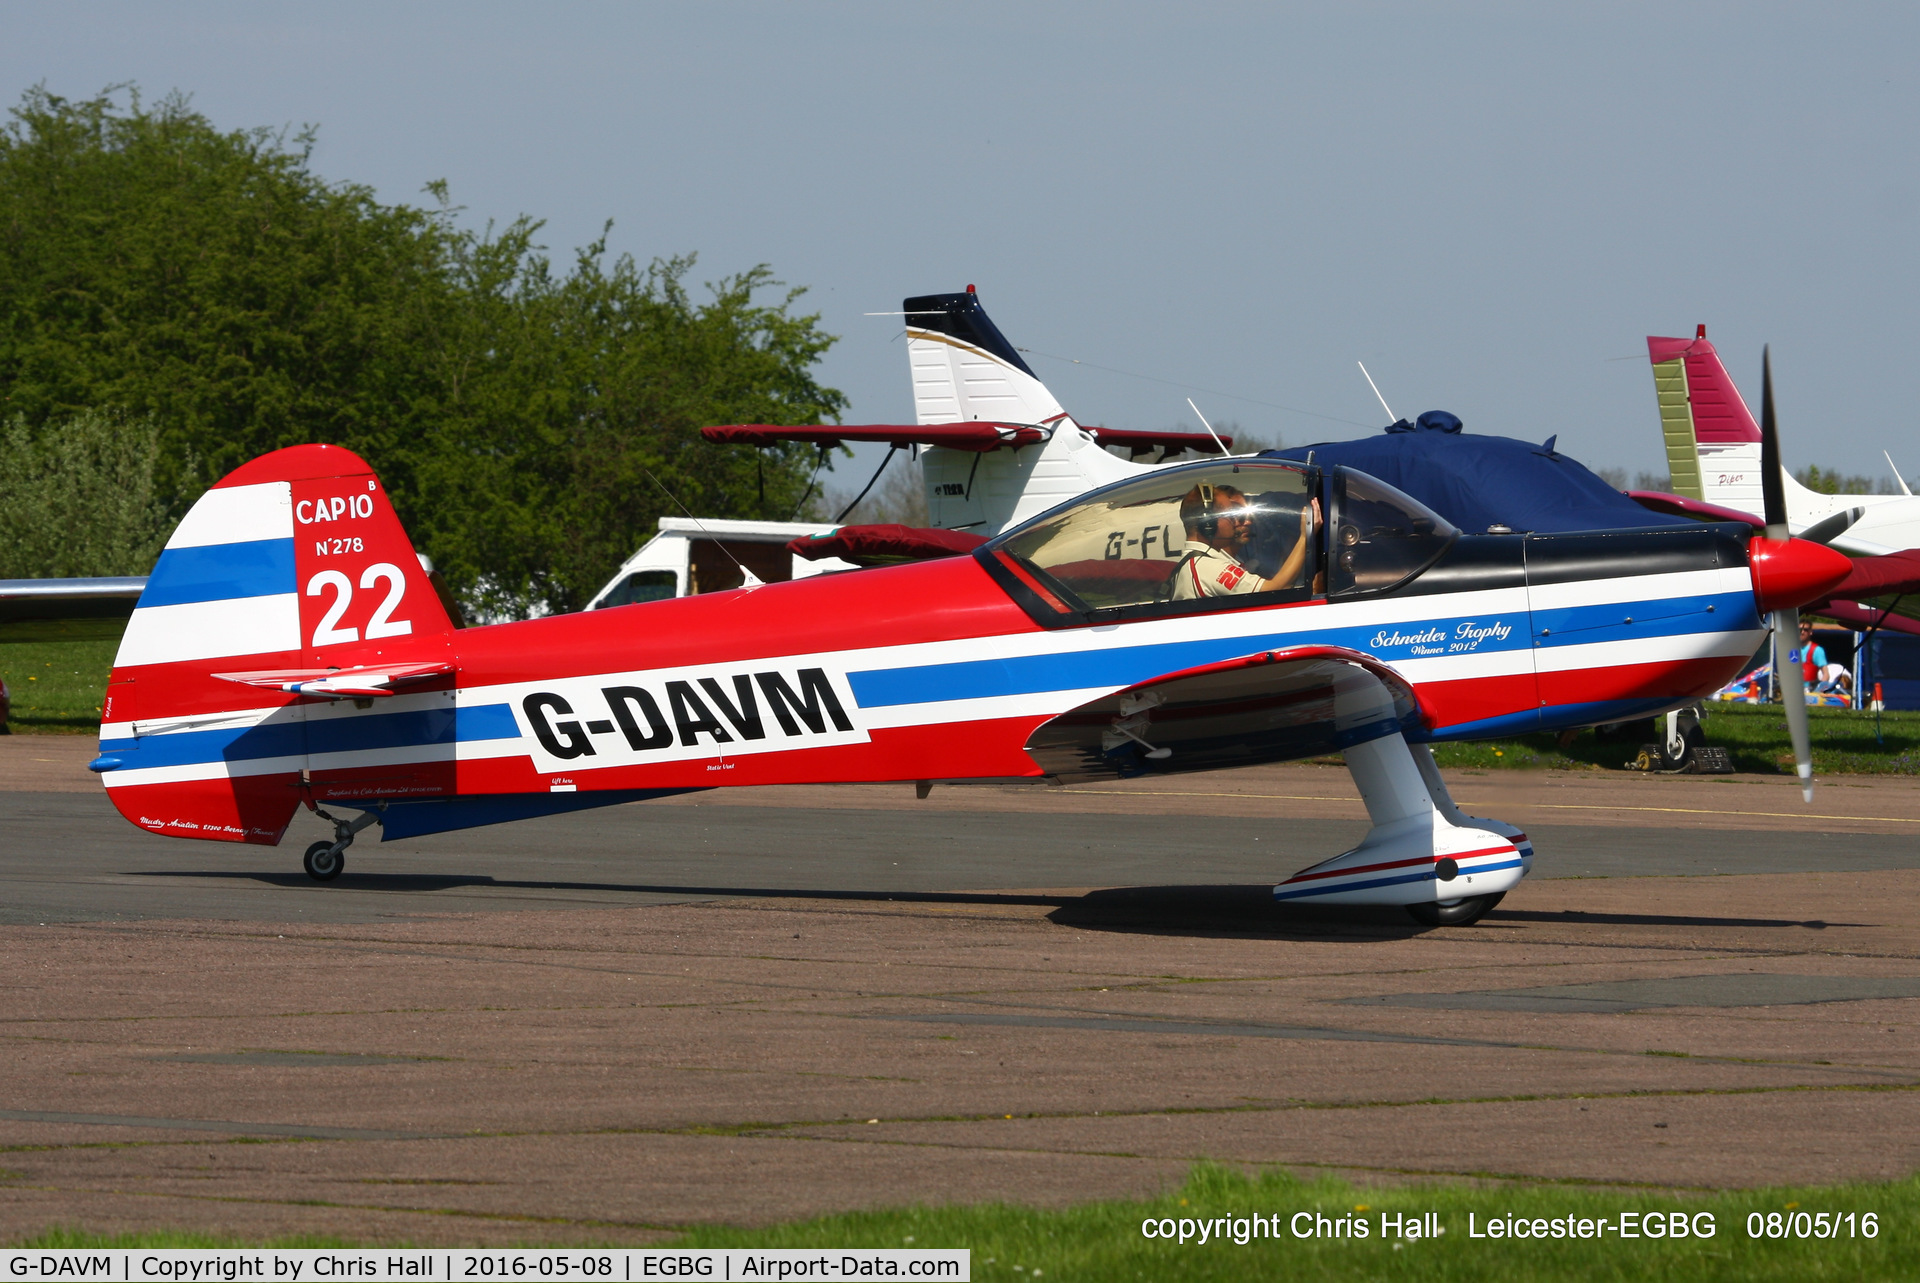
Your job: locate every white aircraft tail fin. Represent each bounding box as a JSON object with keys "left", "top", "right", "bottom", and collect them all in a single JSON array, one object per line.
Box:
[
  {"left": 904, "top": 287, "right": 1067, "bottom": 427},
  {"left": 901, "top": 288, "right": 1138, "bottom": 535}
]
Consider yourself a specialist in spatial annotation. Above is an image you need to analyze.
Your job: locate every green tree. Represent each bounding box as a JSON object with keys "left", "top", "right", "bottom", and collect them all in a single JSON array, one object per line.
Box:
[
  {"left": 0, "top": 85, "right": 455, "bottom": 497},
  {"left": 414, "top": 226, "right": 847, "bottom": 616},
  {"left": 1795, "top": 464, "right": 1902, "bottom": 496},
  {"left": 0, "top": 410, "right": 170, "bottom": 577},
  {"left": 0, "top": 86, "right": 845, "bottom": 616}
]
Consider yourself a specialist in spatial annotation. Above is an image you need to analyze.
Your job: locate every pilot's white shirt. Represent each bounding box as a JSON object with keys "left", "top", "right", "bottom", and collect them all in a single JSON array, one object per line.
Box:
[{"left": 1170, "top": 540, "right": 1262, "bottom": 600}]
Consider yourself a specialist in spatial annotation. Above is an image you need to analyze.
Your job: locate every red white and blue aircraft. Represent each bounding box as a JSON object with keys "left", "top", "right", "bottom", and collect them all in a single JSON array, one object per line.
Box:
[{"left": 91, "top": 353, "right": 1850, "bottom": 926}]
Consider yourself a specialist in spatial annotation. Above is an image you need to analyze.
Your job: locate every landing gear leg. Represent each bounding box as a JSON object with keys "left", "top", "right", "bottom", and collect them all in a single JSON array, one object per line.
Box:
[
  {"left": 302, "top": 807, "right": 379, "bottom": 882},
  {"left": 1270, "top": 670, "right": 1530, "bottom": 923},
  {"left": 1410, "top": 742, "right": 1533, "bottom": 871}
]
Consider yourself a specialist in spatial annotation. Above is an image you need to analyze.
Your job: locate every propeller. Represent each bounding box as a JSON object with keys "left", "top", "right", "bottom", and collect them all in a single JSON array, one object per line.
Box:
[
  {"left": 1761, "top": 347, "right": 1815, "bottom": 803},
  {"left": 1797, "top": 506, "right": 1865, "bottom": 546}
]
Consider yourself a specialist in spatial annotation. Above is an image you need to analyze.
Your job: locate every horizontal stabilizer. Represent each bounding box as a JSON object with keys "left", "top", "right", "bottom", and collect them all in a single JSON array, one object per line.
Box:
[
  {"left": 212, "top": 659, "right": 456, "bottom": 700},
  {"left": 703, "top": 423, "right": 1048, "bottom": 452}
]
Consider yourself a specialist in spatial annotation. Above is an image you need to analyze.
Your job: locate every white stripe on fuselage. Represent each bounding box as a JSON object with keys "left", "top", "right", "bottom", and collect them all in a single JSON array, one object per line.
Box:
[{"left": 101, "top": 567, "right": 1751, "bottom": 788}]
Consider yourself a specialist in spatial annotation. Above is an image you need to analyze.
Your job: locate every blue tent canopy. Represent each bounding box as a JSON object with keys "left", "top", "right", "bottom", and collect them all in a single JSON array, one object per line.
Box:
[{"left": 1267, "top": 411, "right": 1691, "bottom": 535}]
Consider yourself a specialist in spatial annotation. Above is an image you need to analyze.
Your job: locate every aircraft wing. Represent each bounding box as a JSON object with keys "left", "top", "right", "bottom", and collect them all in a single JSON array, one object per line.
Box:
[
  {"left": 702, "top": 422, "right": 1231, "bottom": 457},
  {"left": 788, "top": 524, "right": 989, "bottom": 566},
  {"left": 211, "top": 660, "right": 456, "bottom": 700},
  {"left": 702, "top": 423, "right": 1049, "bottom": 452},
  {"left": 1810, "top": 599, "right": 1920, "bottom": 637},
  {"left": 1810, "top": 550, "right": 1920, "bottom": 605},
  {"left": 1628, "top": 490, "right": 1761, "bottom": 528},
  {"left": 1024, "top": 645, "right": 1424, "bottom": 781},
  {"left": 1082, "top": 427, "right": 1232, "bottom": 455},
  {"left": 0, "top": 576, "right": 146, "bottom": 622}
]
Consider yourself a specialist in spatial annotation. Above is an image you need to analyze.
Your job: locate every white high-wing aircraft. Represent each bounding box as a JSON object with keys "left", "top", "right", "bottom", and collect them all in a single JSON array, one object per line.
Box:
[
  {"left": 1648, "top": 328, "right": 1917, "bottom": 555},
  {"left": 703, "top": 287, "right": 1238, "bottom": 540}
]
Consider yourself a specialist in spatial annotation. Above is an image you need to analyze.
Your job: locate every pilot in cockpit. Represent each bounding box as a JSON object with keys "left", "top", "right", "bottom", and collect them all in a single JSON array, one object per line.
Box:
[{"left": 1170, "top": 481, "right": 1319, "bottom": 600}]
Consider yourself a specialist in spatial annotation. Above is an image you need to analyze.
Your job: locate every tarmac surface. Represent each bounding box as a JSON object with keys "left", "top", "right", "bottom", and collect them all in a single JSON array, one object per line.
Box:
[{"left": 5, "top": 736, "right": 1920, "bottom": 1243}]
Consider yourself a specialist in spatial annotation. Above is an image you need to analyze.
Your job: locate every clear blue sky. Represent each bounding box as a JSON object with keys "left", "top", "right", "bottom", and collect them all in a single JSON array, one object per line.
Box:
[{"left": 7, "top": 1, "right": 1917, "bottom": 483}]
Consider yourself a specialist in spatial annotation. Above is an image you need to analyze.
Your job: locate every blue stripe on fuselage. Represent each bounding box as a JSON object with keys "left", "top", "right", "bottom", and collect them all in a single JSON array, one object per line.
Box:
[
  {"left": 846, "top": 590, "right": 1753, "bottom": 710},
  {"left": 100, "top": 702, "right": 520, "bottom": 769},
  {"left": 1531, "top": 592, "right": 1759, "bottom": 649},
  {"left": 140, "top": 539, "right": 297, "bottom": 607}
]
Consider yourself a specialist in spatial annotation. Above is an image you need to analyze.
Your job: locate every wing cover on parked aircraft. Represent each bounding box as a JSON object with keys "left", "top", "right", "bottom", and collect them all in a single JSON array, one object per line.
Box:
[{"left": 787, "top": 525, "right": 989, "bottom": 566}]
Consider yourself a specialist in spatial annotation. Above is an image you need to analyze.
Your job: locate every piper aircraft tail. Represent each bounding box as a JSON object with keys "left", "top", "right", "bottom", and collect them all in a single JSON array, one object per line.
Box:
[
  {"left": 94, "top": 445, "right": 457, "bottom": 845},
  {"left": 1649, "top": 328, "right": 1899, "bottom": 547}
]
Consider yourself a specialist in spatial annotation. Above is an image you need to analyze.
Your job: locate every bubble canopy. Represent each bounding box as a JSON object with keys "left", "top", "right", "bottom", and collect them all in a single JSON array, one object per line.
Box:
[{"left": 979, "top": 459, "right": 1459, "bottom": 622}]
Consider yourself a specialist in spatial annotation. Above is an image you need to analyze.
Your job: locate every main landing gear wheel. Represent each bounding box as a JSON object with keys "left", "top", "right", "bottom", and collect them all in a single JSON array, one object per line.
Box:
[
  {"left": 303, "top": 841, "right": 345, "bottom": 882},
  {"left": 1406, "top": 892, "right": 1504, "bottom": 927}
]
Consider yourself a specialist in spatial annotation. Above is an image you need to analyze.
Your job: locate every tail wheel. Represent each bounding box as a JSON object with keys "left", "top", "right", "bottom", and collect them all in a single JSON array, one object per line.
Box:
[
  {"left": 1406, "top": 892, "right": 1504, "bottom": 927},
  {"left": 303, "top": 841, "right": 345, "bottom": 882}
]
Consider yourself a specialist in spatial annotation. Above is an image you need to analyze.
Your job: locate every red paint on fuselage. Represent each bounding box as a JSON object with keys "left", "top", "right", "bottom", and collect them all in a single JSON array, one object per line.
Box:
[{"left": 448, "top": 554, "right": 1036, "bottom": 689}]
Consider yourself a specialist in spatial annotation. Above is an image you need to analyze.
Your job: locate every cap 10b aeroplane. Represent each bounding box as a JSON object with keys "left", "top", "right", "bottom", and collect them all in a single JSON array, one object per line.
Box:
[{"left": 91, "top": 350, "right": 1849, "bottom": 925}]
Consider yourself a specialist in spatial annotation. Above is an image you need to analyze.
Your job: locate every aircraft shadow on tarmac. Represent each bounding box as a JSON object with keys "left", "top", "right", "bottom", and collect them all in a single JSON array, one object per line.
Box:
[
  {"left": 127, "top": 869, "right": 1075, "bottom": 907},
  {"left": 1490, "top": 908, "right": 1862, "bottom": 929},
  {"left": 131, "top": 869, "right": 1422, "bottom": 938},
  {"left": 124, "top": 872, "right": 1854, "bottom": 938}
]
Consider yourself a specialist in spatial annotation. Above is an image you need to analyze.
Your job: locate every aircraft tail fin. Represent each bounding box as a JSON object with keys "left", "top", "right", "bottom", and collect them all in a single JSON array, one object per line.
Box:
[
  {"left": 1647, "top": 329, "right": 1764, "bottom": 510},
  {"left": 1648, "top": 328, "right": 1826, "bottom": 519},
  {"left": 904, "top": 287, "right": 1068, "bottom": 427},
  {"left": 898, "top": 286, "right": 1141, "bottom": 535},
  {"left": 97, "top": 444, "right": 454, "bottom": 845}
]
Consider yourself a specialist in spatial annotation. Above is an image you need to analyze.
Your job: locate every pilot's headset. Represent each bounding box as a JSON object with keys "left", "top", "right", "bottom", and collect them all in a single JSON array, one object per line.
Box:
[{"left": 1181, "top": 481, "right": 1221, "bottom": 540}]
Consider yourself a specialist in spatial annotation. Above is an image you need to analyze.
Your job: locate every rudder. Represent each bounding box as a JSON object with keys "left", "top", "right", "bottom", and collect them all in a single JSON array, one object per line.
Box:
[{"left": 97, "top": 445, "right": 451, "bottom": 845}]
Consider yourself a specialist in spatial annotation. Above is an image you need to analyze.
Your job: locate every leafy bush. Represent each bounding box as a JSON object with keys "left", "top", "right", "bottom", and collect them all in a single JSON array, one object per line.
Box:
[{"left": 0, "top": 410, "right": 169, "bottom": 578}]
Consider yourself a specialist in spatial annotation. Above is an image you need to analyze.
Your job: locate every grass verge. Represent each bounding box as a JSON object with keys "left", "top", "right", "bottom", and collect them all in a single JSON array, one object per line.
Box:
[
  {"left": 10, "top": 1167, "right": 1919, "bottom": 1277},
  {"left": 1429, "top": 700, "right": 1920, "bottom": 776},
  {"left": 0, "top": 617, "right": 124, "bottom": 734}
]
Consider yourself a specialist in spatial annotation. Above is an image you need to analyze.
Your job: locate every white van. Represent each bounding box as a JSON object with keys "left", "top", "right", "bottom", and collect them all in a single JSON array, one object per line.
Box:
[{"left": 584, "top": 518, "right": 859, "bottom": 608}]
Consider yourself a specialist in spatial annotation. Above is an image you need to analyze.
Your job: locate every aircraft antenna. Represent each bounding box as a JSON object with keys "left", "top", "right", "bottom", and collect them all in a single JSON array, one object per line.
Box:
[
  {"left": 1887, "top": 450, "right": 1913, "bottom": 496},
  {"left": 643, "top": 468, "right": 763, "bottom": 589},
  {"left": 1185, "top": 398, "right": 1231, "bottom": 456},
  {"left": 1357, "top": 362, "right": 1396, "bottom": 421}
]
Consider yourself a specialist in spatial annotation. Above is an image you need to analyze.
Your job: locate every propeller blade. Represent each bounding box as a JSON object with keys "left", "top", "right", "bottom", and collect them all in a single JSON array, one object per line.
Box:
[
  {"left": 1774, "top": 606, "right": 1815, "bottom": 803},
  {"left": 1760, "top": 346, "right": 1790, "bottom": 539},
  {"left": 1797, "top": 507, "right": 1865, "bottom": 546}
]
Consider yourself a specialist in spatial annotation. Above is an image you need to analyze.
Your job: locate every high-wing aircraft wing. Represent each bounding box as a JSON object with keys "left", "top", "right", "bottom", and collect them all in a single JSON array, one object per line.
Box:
[
  {"left": 1627, "top": 490, "right": 1762, "bottom": 528},
  {"left": 0, "top": 576, "right": 146, "bottom": 621},
  {"left": 702, "top": 423, "right": 1049, "bottom": 452},
  {"left": 702, "top": 422, "right": 1231, "bottom": 457},
  {"left": 787, "top": 524, "right": 989, "bottom": 566}
]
